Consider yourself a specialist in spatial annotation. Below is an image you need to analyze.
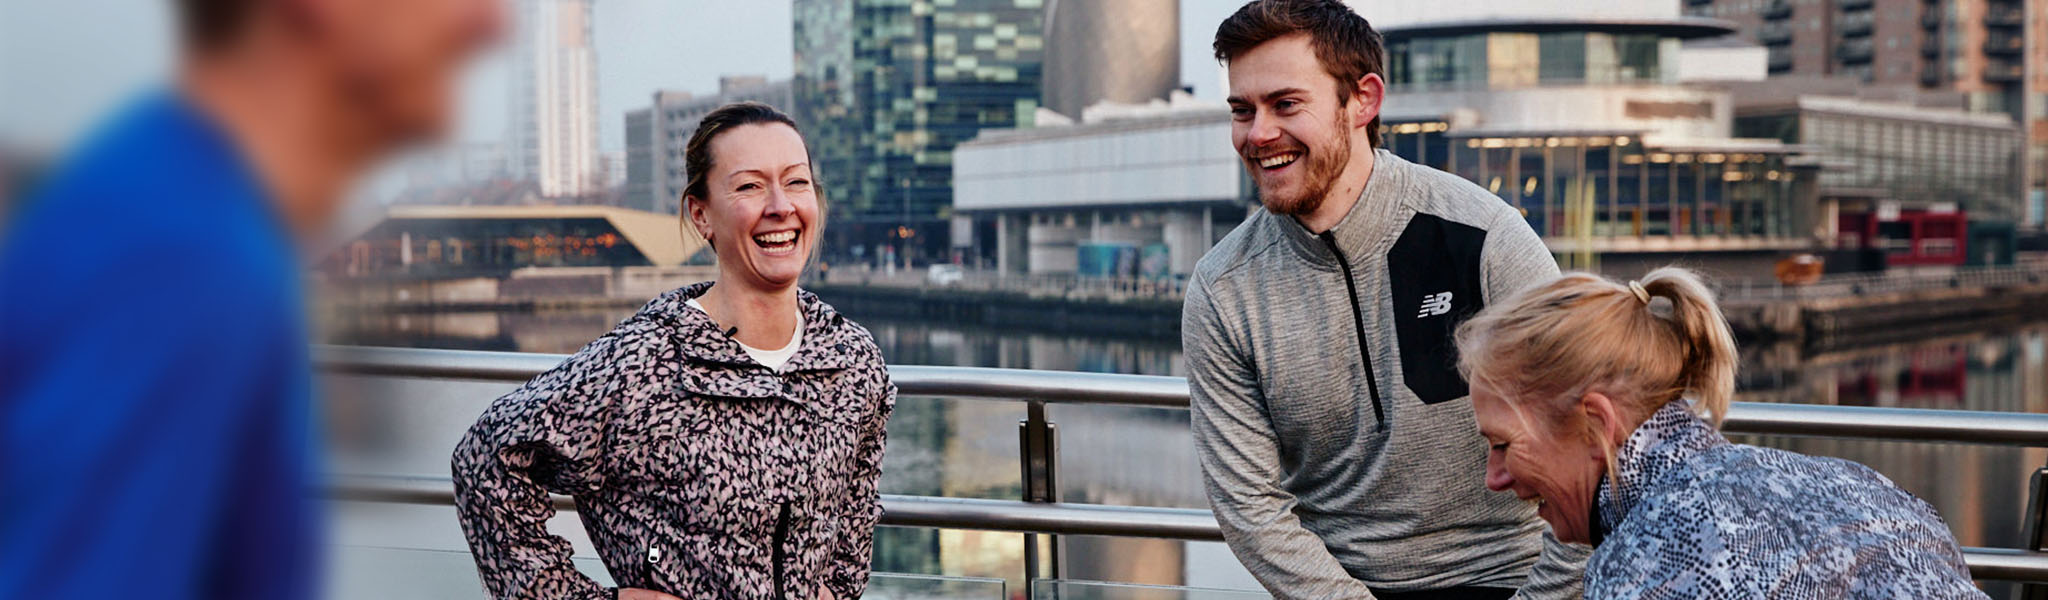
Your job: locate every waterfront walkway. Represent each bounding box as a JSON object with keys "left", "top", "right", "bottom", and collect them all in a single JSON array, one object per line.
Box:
[{"left": 323, "top": 346, "right": 2048, "bottom": 598}]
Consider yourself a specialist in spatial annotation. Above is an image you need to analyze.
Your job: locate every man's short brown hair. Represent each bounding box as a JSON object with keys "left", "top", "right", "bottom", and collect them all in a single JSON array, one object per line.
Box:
[{"left": 1214, "top": 0, "right": 1386, "bottom": 147}]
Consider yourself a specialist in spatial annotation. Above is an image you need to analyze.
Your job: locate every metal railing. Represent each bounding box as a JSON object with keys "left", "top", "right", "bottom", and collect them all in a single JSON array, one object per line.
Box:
[
  {"left": 809, "top": 260, "right": 2048, "bottom": 308},
  {"left": 816, "top": 267, "right": 1189, "bottom": 302},
  {"left": 1723, "top": 262, "right": 2048, "bottom": 303},
  {"left": 322, "top": 345, "right": 2048, "bottom": 584}
]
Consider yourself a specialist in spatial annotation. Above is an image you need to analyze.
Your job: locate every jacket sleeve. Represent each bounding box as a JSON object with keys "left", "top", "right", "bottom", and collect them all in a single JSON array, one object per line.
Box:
[
  {"left": 1481, "top": 203, "right": 1587, "bottom": 599},
  {"left": 1481, "top": 206, "right": 1562, "bottom": 305},
  {"left": 1185, "top": 278, "right": 1378, "bottom": 600},
  {"left": 451, "top": 332, "right": 634, "bottom": 600},
  {"left": 1510, "top": 530, "right": 1591, "bottom": 600},
  {"left": 825, "top": 364, "right": 896, "bottom": 600}
]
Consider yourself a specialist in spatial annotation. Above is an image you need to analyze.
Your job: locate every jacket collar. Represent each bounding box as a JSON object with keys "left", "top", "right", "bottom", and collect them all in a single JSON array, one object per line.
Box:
[
  {"left": 1272, "top": 148, "right": 1414, "bottom": 270},
  {"left": 647, "top": 281, "right": 864, "bottom": 375},
  {"left": 1596, "top": 399, "right": 1730, "bottom": 543}
]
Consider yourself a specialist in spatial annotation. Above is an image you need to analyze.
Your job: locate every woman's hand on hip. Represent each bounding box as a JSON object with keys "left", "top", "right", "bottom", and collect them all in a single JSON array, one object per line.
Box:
[
  {"left": 618, "top": 588, "right": 684, "bottom": 600},
  {"left": 818, "top": 586, "right": 838, "bottom": 600}
]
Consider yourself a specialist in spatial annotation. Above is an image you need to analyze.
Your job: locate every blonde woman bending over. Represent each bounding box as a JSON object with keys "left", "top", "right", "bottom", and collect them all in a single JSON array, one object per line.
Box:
[{"left": 1454, "top": 267, "right": 1986, "bottom": 599}]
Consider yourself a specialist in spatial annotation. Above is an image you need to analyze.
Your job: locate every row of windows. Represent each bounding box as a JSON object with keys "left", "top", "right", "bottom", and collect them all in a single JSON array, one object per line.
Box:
[
  {"left": 1386, "top": 32, "right": 1670, "bottom": 92},
  {"left": 1382, "top": 126, "right": 1799, "bottom": 238}
]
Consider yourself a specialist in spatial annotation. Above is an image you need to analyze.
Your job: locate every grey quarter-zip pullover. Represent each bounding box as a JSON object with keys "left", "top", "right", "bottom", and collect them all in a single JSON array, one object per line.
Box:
[{"left": 1185, "top": 149, "right": 1587, "bottom": 599}]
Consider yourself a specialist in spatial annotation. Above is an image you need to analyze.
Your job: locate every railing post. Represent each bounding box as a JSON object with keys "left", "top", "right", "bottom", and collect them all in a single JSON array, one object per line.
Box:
[
  {"left": 1019, "top": 398, "right": 1062, "bottom": 589},
  {"left": 2023, "top": 466, "right": 2048, "bottom": 600}
]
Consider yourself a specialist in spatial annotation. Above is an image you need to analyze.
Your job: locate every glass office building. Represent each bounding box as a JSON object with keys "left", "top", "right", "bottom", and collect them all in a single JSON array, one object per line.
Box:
[{"left": 795, "top": 0, "right": 1046, "bottom": 263}]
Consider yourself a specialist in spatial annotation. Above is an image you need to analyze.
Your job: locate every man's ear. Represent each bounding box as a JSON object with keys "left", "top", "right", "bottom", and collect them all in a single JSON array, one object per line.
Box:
[{"left": 1352, "top": 73, "right": 1385, "bottom": 130}]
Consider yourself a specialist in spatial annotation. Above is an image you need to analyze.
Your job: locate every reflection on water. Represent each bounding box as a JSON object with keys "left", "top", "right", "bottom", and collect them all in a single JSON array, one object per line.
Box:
[{"left": 329, "top": 308, "right": 2048, "bottom": 596}]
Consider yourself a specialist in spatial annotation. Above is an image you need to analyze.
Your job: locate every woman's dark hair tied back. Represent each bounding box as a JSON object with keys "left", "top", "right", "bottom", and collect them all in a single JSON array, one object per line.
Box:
[{"left": 681, "top": 102, "right": 805, "bottom": 207}]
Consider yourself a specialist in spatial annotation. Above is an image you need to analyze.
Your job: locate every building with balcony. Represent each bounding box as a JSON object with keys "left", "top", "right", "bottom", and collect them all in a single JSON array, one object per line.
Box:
[{"left": 1686, "top": 0, "right": 2048, "bottom": 231}]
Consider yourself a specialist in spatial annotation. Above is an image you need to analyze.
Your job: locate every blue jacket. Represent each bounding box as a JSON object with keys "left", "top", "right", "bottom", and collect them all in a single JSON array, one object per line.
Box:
[
  {"left": 0, "top": 91, "right": 319, "bottom": 600},
  {"left": 1588, "top": 400, "right": 1985, "bottom": 599}
]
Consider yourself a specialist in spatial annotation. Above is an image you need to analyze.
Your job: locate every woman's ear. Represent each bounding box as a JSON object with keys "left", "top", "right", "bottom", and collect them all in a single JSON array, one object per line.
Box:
[
  {"left": 1581, "top": 391, "right": 1627, "bottom": 456},
  {"left": 685, "top": 195, "right": 712, "bottom": 246}
]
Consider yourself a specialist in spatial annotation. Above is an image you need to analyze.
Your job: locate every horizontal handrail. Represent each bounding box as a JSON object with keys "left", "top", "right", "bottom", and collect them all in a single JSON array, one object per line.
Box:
[
  {"left": 331, "top": 474, "right": 1223, "bottom": 541},
  {"left": 331, "top": 474, "right": 2047, "bottom": 582},
  {"left": 319, "top": 345, "right": 2048, "bottom": 447},
  {"left": 1722, "top": 263, "right": 2048, "bottom": 302}
]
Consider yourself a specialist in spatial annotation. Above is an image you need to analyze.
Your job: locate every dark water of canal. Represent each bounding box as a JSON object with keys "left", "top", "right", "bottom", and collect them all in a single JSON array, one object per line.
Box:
[{"left": 328, "top": 307, "right": 2048, "bottom": 596}]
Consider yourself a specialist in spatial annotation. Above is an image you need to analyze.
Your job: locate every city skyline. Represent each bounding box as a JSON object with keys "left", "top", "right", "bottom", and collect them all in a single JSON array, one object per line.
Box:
[{"left": 0, "top": 0, "right": 1249, "bottom": 157}]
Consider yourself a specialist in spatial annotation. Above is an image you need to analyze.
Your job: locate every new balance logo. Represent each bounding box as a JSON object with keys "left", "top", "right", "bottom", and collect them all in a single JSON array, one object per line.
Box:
[{"left": 1418, "top": 292, "right": 1454, "bottom": 318}]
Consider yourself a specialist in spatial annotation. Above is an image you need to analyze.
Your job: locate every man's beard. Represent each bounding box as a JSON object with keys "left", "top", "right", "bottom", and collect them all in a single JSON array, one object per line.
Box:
[{"left": 1246, "top": 111, "right": 1353, "bottom": 218}]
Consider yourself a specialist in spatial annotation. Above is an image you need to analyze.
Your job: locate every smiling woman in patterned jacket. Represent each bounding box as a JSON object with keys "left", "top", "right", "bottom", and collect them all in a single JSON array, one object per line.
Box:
[
  {"left": 1452, "top": 267, "right": 1987, "bottom": 599},
  {"left": 452, "top": 102, "right": 895, "bottom": 600}
]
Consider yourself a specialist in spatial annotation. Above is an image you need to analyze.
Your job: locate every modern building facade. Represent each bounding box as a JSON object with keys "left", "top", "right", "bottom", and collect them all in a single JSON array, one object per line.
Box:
[
  {"left": 1735, "top": 94, "right": 2022, "bottom": 264},
  {"left": 507, "top": 0, "right": 600, "bottom": 199},
  {"left": 954, "top": 107, "right": 1249, "bottom": 276},
  {"left": 1040, "top": 0, "right": 1179, "bottom": 120},
  {"left": 960, "top": 1, "right": 1832, "bottom": 280},
  {"left": 621, "top": 78, "right": 796, "bottom": 215},
  {"left": 794, "top": 0, "right": 1047, "bottom": 265},
  {"left": 1373, "top": 5, "right": 1824, "bottom": 277},
  {"left": 1684, "top": 0, "right": 2045, "bottom": 229}
]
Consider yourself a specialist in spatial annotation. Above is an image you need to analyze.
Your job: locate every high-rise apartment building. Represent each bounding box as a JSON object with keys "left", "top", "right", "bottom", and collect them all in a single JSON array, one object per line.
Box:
[
  {"left": 1686, "top": 0, "right": 2042, "bottom": 227},
  {"left": 508, "top": 0, "right": 600, "bottom": 199}
]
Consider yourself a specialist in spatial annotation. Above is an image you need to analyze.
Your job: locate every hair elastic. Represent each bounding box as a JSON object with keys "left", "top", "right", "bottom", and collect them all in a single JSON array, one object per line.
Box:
[{"left": 1627, "top": 280, "right": 1651, "bottom": 305}]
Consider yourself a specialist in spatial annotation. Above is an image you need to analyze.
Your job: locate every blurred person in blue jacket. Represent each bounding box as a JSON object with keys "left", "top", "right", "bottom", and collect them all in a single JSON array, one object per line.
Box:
[{"left": 0, "top": 0, "right": 501, "bottom": 598}]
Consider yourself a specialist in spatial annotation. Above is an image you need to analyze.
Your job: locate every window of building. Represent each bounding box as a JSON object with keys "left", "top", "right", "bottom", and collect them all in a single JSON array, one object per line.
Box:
[{"left": 1538, "top": 32, "right": 1587, "bottom": 83}]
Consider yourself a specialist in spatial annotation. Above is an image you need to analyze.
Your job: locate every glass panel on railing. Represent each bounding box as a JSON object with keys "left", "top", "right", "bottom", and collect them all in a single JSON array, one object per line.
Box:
[
  {"left": 327, "top": 544, "right": 1000, "bottom": 600},
  {"left": 325, "top": 545, "right": 616, "bottom": 600},
  {"left": 864, "top": 572, "right": 1008, "bottom": 599},
  {"left": 1031, "top": 578, "right": 1272, "bottom": 600}
]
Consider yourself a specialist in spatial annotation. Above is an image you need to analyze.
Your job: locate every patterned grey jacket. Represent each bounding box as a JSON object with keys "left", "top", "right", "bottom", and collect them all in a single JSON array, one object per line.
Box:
[
  {"left": 452, "top": 282, "right": 895, "bottom": 600},
  {"left": 1588, "top": 400, "right": 1986, "bottom": 599}
]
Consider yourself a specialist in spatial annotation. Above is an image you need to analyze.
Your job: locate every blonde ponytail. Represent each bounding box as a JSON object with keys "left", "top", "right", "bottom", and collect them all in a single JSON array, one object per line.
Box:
[
  {"left": 1636, "top": 267, "right": 1738, "bottom": 427},
  {"left": 1455, "top": 266, "right": 1741, "bottom": 434}
]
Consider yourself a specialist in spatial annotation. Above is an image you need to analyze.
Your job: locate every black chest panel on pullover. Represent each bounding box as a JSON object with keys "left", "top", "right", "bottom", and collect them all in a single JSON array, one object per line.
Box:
[{"left": 1386, "top": 213, "right": 1488, "bottom": 405}]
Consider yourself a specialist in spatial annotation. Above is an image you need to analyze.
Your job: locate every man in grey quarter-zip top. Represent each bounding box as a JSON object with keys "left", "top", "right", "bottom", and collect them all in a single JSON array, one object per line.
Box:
[{"left": 1185, "top": 2, "right": 1588, "bottom": 598}]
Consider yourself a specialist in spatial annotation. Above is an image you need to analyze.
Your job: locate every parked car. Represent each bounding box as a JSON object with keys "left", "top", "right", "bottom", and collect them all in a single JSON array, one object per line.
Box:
[{"left": 927, "top": 264, "right": 964, "bottom": 286}]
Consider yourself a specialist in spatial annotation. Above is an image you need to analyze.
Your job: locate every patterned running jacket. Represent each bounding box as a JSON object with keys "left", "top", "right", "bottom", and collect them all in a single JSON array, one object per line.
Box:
[
  {"left": 452, "top": 282, "right": 896, "bottom": 600},
  {"left": 1588, "top": 400, "right": 1986, "bottom": 599}
]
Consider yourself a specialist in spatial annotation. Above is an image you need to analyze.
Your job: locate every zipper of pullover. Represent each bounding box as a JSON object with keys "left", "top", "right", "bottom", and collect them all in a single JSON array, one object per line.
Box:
[{"left": 1319, "top": 231, "right": 1387, "bottom": 430}]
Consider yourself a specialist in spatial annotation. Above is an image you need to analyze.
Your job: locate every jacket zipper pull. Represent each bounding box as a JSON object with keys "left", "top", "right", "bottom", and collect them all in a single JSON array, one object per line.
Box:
[{"left": 773, "top": 501, "right": 793, "bottom": 600}]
